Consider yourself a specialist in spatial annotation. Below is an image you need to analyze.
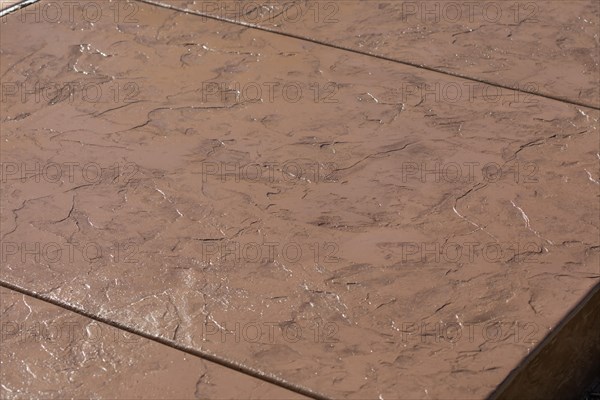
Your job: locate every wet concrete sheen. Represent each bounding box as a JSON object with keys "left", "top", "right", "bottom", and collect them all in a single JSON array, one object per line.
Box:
[{"left": 0, "top": 0, "right": 599, "bottom": 399}]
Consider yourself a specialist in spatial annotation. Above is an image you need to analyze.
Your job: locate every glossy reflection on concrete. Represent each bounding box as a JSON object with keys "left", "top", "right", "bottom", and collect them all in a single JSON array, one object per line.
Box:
[
  {"left": 0, "top": 0, "right": 599, "bottom": 399},
  {"left": 0, "top": 288, "right": 306, "bottom": 399},
  {"left": 0, "top": 0, "right": 38, "bottom": 16}
]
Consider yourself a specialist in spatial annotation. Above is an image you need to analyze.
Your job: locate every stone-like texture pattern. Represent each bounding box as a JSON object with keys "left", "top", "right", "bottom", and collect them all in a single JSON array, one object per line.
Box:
[
  {"left": 0, "top": 288, "right": 305, "bottom": 399},
  {"left": 1, "top": 0, "right": 599, "bottom": 399},
  {"left": 156, "top": 0, "right": 600, "bottom": 108},
  {"left": 493, "top": 283, "right": 600, "bottom": 400}
]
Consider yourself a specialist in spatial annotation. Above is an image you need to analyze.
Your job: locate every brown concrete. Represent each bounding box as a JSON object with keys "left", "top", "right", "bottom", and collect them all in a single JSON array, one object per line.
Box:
[
  {"left": 0, "top": 0, "right": 35, "bottom": 15},
  {"left": 154, "top": 0, "right": 600, "bottom": 108},
  {"left": 0, "top": 0, "right": 599, "bottom": 398},
  {"left": 0, "top": 288, "right": 305, "bottom": 399},
  {"left": 491, "top": 282, "right": 600, "bottom": 400},
  {"left": 0, "top": 0, "right": 25, "bottom": 9}
]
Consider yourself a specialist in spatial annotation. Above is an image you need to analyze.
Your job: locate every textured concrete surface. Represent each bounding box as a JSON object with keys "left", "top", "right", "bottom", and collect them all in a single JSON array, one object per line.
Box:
[
  {"left": 0, "top": 0, "right": 599, "bottom": 399},
  {"left": 492, "top": 282, "right": 600, "bottom": 400},
  {"left": 1, "top": 288, "right": 306, "bottom": 399},
  {"left": 154, "top": 0, "right": 600, "bottom": 108}
]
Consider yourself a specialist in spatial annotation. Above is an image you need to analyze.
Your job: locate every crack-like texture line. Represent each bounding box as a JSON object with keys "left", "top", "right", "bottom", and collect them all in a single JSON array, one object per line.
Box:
[
  {"left": 0, "top": 280, "right": 330, "bottom": 400},
  {"left": 137, "top": 0, "right": 600, "bottom": 111},
  {"left": 0, "top": 0, "right": 40, "bottom": 17}
]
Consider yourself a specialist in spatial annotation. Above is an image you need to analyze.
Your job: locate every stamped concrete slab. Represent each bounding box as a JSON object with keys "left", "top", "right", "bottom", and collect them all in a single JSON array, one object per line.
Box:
[
  {"left": 151, "top": 0, "right": 600, "bottom": 108},
  {"left": 0, "top": 288, "right": 305, "bottom": 399},
  {"left": 1, "top": 0, "right": 599, "bottom": 398},
  {"left": 491, "top": 282, "right": 600, "bottom": 399}
]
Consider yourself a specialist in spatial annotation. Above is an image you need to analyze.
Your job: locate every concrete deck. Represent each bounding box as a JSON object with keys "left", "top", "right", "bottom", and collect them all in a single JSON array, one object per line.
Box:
[{"left": 1, "top": 1, "right": 599, "bottom": 399}]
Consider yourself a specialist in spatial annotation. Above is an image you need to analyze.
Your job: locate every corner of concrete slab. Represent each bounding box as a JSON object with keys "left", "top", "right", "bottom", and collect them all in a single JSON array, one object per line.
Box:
[{"left": 490, "top": 282, "right": 600, "bottom": 400}]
